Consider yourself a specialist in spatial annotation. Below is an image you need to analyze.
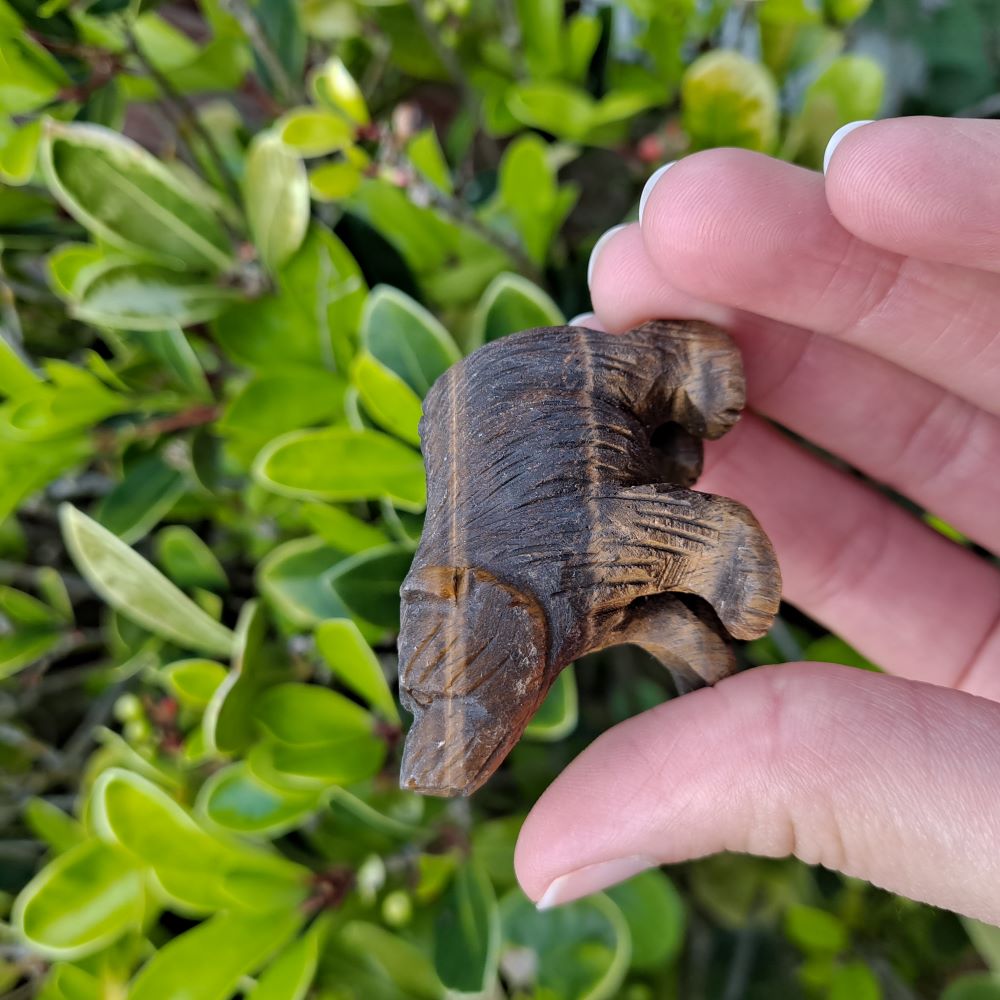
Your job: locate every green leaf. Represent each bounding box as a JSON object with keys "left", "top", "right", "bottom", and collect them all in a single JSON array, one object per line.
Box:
[
  {"left": 309, "top": 56, "right": 369, "bottom": 124},
  {"left": 70, "top": 262, "right": 239, "bottom": 331},
  {"left": 315, "top": 617, "right": 400, "bottom": 722},
  {"left": 339, "top": 922, "right": 444, "bottom": 999},
  {"left": 681, "top": 50, "right": 780, "bottom": 153},
  {"left": 0, "top": 585, "right": 62, "bottom": 628},
  {"left": 605, "top": 869, "right": 685, "bottom": 971},
  {"left": 942, "top": 974, "right": 1000, "bottom": 1000},
  {"left": 300, "top": 503, "right": 390, "bottom": 553},
  {"left": 963, "top": 918, "right": 1000, "bottom": 974},
  {"left": 0, "top": 31, "right": 69, "bottom": 115},
  {"left": 499, "top": 889, "right": 631, "bottom": 1000},
  {"left": 785, "top": 904, "right": 848, "bottom": 954},
  {"left": 204, "top": 600, "right": 285, "bottom": 755},
  {"left": 12, "top": 839, "right": 144, "bottom": 959},
  {"left": 407, "top": 129, "right": 452, "bottom": 194},
  {"left": 214, "top": 224, "right": 366, "bottom": 374},
  {"left": 0, "top": 630, "right": 62, "bottom": 680},
  {"left": 515, "top": 0, "right": 564, "bottom": 79},
  {"left": 254, "top": 428, "right": 426, "bottom": 511},
  {"left": 360, "top": 285, "right": 461, "bottom": 397},
  {"left": 257, "top": 537, "right": 355, "bottom": 628},
  {"left": 829, "top": 961, "right": 882, "bottom": 1000},
  {"left": 36, "top": 963, "right": 102, "bottom": 1000},
  {"left": 95, "top": 452, "right": 186, "bottom": 545},
  {"left": 250, "top": 920, "right": 324, "bottom": 1000},
  {"left": 471, "top": 272, "right": 564, "bottom": 347},
  {"left": 327, "top": 545, "right": 412, "bottom": 629},
  {"left": 0, "top": 118, "right": 42, "bottom": 186},
  {"left": 219, "top": 368, "right": 347, "bottom": 467},
  {"left": 352, "top": 352, "right": 423, "bottom": 445},
  {"left": 434, "top": 862, "right": 500, "bottom": 994},
  {"left": 59, "top": 504, "right": 235, "bottom": 657},
  {"left": 505, "top": 81, "right": 595, "bottom": 142},
  {"left": 155, "top": 526, "right": 228, "bottom": 591},
  {"left": 823, "top": 0, "right": 873, "bottom": 23},
  {"left": 129, "top": 908, "right": 304, "bottom": 1000},
  {"left": 23, "top": 799, "right": 85, "bottom": 855},
  {"left": 198, "top": 762, "right": 322, "bottom": 837},
  {"left": 163, "top": 658, "right": 227, "bottom": 710},
  {"left": 309, "top": 160, "right": 364, "bottom": 201},
  {"left": 131, "top": 326, "right": 212, "bottom": 399},
  {"left": 278, "top": 107, "right": 354, "bottom": 157},
  {"left": 245, "top": 132, "right": 310, "bottom": 275},
  {"left": 803, "top": 634, "right": 881, "bottom": 671},
  {"left": 471, "top": 816, "right": 522, "bottom": 890},
  {"left": 524, "top": 666, "right": 578, "bottom": 741},
  {"left": 787, "top": 57, "right": 884, "bottom": 169},
  {"left": 255, "top": 681, "right": 374, "bottom": 744},
  {"left": 40, "top": 121, "right": 232, "bottom": 272}
]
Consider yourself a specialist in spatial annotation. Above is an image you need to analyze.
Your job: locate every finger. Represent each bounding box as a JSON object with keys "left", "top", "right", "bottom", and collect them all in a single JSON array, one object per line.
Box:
[
  {"left": 515, "top": 663, "right": 1000, "bottom": 923},
  {"left": 628, "top": 148, "right": 1000, "bottom": 415},
  {"left": 825, "top": 116, "right": 1000, "bottom": 273},
  {"left": 701, "top": 416, "right": 1000, "bottom": 697},
  {"left": 589, "top": 225, "right": 1000, "bottom": 553}
]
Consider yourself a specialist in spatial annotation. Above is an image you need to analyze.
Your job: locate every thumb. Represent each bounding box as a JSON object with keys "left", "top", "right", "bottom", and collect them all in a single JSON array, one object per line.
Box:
[{"left": 514, "top": 662, "right": 1000, "bottom": 923}]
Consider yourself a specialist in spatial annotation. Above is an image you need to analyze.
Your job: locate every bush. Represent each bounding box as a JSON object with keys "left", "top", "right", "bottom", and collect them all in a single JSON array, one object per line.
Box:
[{"left": 1, "top": 1, "right": 998, "bottom": 998}]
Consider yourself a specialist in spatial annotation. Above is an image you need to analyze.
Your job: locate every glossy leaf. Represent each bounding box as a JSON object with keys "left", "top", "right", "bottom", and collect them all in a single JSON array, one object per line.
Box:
[
  {"left": 315, "top": 617, "right": 399, "bottom": 721},
  {"left": 471, "top": 272, "right": 564, "bottom": 347},
  {"left": 245, "top": 132, "right": 310, "bottom": 275},
  {"left": 214, "top": 224, "right": 365, "bottom": 373},
  {"left": 434, "top": 862, "right": 500, "bottom": 994},
  {"left": 524, "top": 666, "right": 578, "bottom": 741},
  {"left": 95, "top": 452, "right": 186, "bottom": 545},
  {"left": 605, "top": 869, "right": 685, "bottom": 971},
  {"left": 59, "top": 504, "right": 234, "bottom": 657},
  {"left": 0, "top": 630, "right": 62, "bottom": 680},
  {"left": 682, "top": 50, "right": 780, "bottom": 153},
  {"left": 255, "top": 681, "right": 374, "bottom": 744},
  {"left": 257, "top": 537, "right": 356, "bottom": 628},
  {"left": 300, "top": 503, "right": 390, "bottom": 553},
  {"left": 129, "top": 908, "right": 304, "bottom": 1000},
  {"left": 163, "top": 658, "right": 227, "bottom": 710},
  {"left": 250, "top": 921, "right": 324, "bottom": 1000},
  {"left": 40, "top": 121, "right": 232, "bottom": 272},
  {"left": 309, "top": 160, "right": 364, "bottom": 201},
  {"left": 310, "top": 56, "right": 369, "bottom": 124},
  {"left": 499, "top": 889, "right": 631, "bottom": 1000},
  {"left": 360, "top": 285, "right": 461, "bottom": 396},
  {"left": 198, "top": 762, "right": 322, "bottom": 836},
  {"left": 278, "top": 107, "right": 354, "bottom": 157},
  {"left": 352, "top": 352, "right": 422, "bottom": 445},
  {"left": 155, "top": 526, "right": 228, "bottom": 591},
  {"left": 13, "top": 839, "right": 144, "bottom": 959},
  {"left": 23, "top": 799, "right": 85, "bottom": 855},
  {"left": 254, "top": 427, "right": 426, "bottom": 511}
]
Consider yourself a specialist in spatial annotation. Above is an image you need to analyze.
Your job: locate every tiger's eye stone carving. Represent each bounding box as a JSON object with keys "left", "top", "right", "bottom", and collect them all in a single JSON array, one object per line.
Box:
[{"left": 398, "top": 320, "right": 781, "bottom": 797}]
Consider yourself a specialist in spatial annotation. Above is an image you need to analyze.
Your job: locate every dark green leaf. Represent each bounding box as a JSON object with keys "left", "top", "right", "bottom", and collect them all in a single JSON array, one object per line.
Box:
[{"left": 434, "top": 862, "right": 501, "bottom": 994}]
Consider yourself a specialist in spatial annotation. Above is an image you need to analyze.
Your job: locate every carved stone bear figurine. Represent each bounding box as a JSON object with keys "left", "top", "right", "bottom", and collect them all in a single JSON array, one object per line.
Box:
[{"left": 398, "top": 320, "right": 781, "bottom": 797}]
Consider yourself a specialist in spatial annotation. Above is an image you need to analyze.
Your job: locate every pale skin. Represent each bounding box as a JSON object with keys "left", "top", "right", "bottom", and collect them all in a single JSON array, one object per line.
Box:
[{"left": 513, "top": 116, "right": 1000, "bottom": 922}]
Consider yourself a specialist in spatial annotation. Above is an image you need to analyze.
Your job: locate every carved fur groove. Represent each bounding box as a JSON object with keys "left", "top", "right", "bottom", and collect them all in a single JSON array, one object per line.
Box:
[{"left": 397, "top": 320, "right": 782, "bottom": 796}]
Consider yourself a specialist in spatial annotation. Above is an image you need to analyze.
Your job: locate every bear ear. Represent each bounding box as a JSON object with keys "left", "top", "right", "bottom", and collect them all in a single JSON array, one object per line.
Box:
[{"left": 398, "top": 566, "right": 549, "bottom": 797}]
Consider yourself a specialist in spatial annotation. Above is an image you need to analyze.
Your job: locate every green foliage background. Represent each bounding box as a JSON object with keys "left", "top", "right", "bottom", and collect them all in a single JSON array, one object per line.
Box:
[{"left": 1, "top": 1, "right": 999, "bottom": 998}]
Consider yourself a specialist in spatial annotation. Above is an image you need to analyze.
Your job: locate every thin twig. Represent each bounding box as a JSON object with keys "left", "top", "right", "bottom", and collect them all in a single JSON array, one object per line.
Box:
[
  {"left": 222, "top": 0, "right": 302, "bottom": 105},
  {"left": 124, "top": 27, "right": 245, "bottom": 216},
  {"left": 407, "top": 0, "right": 474, "bottom": 103}
]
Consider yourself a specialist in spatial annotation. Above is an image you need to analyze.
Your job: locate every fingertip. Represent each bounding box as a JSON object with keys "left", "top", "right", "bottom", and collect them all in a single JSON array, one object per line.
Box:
[
  {"left": 638, "top": 161, "right": 676, "bottom": 225},
  {"left": 587, "top": 224, "right": 630, "bottom": 290},
  {"left": 823, "top": 119, "right": 875, "bottom": 174}
]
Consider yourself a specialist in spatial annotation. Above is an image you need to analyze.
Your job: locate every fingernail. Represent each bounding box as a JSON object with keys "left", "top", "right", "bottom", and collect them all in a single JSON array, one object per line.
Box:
[
  {"left": 823, "top": 120, "right": 874, "bottom": 174},
  {"left": 536, "top": 856, "right": 655, "bottom": 911},
  {"left": 587, "top": 224, "right": 628, "bottom": 290},
  {"left": 638, "top": 161, "right": 676, "bottom": 225},
  {"left": 567, "top": 312, "right": 597, "bottom": 328}
]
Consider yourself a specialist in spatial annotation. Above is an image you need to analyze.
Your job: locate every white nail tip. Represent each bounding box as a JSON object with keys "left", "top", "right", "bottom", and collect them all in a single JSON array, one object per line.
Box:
[
  {"left": 567, "top": 312, "right": 597, "bottom": 328},
  {"left": 638, "top": 161, "right": 676, "bottom": 225},
  {"left": 535, "top": 856, "right": 655, "bottom": 911},
  {"left": 587, "top": 224, "right": 628, "bottom": 289},
  {"left": 823, "top": 120, "right": 874, "bottom": 175}
]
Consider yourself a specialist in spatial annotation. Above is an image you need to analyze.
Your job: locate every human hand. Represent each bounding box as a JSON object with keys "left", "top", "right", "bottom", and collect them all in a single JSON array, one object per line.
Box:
[{"left": 514, "top": 117, "right": 1000, "bottom": 923}]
